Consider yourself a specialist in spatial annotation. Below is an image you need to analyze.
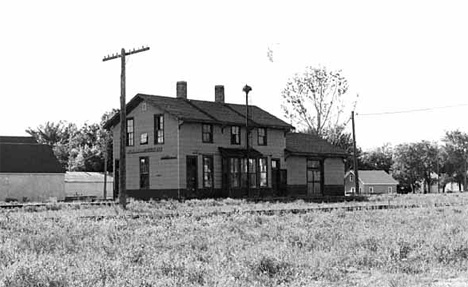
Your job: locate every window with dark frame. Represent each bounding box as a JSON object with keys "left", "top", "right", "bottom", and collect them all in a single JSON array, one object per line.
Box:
[
  {"left": 203, "top": 155, "right": 214, "bottom": 188},
  {"left": 231, "top": 126, "right": 240, "bottom": 145},
  {"left": 228, "top": 157, "right": 265, "bottom": 188},
  {"left": 258, "top": 128, "right": 267, "bottom": 146},
  {"left": 202, "top": 124, "right": 213, "bottom": 143},
  {"left": 126, "top": 118, "right": 134, "bottom": 146},
  {"left": 230, "top": 158, "right": 240, "bottom": 188},
  {"left": 259, "top": 157, "right": 267, "bottom": 187},
  {"left": 139, "top": 157, "right": 149, "bottom": 189},
  {"left": 140, "top": 132, "right": 148, "bottom": 145},
  {"left": 154, "top": 114, "right": 164, "bottom": 144},
  {"left": 307, "top": 159, "right": 322, "bottom": 195},
  {"left": 249, "top": 158, "right": 257, "bottom": 188}
]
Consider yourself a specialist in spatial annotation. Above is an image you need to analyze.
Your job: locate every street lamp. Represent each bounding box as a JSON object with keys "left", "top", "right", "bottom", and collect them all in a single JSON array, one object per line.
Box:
[
  {"left": 464, "top": 147, "right": 467, "bottom": 192},
  {"left": 243, "top": 84, "right": 252, "bottom": 197}
]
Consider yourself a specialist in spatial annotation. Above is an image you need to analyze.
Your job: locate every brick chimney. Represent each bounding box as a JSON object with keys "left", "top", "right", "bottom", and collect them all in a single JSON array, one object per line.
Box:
[
  {"left": 176, "top": 81, "right": 187, "bottom": 99},
  {"left": 215, "top": 85, "right": 225, "bottom": 103}
]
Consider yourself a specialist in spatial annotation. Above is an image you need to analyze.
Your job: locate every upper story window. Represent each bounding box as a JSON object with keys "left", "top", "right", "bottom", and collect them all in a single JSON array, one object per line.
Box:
[
  {"left": 202, "top": 124, "right": 213, "bottom": 143},
  {"left": 126, "top": 118, "right": 134, "bottom": 146},
  {"left": 140, "top": 132, "right": 148, "bottom": 145},
  {"left": 258, "top": 128, "right": 267, "bottom": 146},
  {"left": 349, "top": 174, "right": 354, "bottom": 182},
  {"left": 231, "top": 126, "right": 240, "bottom": 145},
  {"left": 154, "top": 114, "right": 164, "bottom": 144}
]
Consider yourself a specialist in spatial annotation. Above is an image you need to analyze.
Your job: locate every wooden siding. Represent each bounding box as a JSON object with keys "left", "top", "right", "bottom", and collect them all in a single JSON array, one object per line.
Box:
[
  {"left": 112, "top": 102, "right": 180, "bottom": 191},
  {"left": 178, "top": 122, "right": 286, "bottom": 190},
  {"left": 285, "top": 156, "right": 307, "bottom": 186},
  {"left": 324, "top": 158, "right": 345, "bottom": 185},
  {"left": 344, "top": 174, "right": 397, "bottom": 194},
  {"left": 0, "top": 173, "right": 65, "bottom": 202}
]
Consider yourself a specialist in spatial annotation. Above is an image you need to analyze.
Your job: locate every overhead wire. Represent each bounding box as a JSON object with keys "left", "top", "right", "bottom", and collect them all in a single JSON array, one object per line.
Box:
[{"left": 357, "top": 103, "right": 468, "bottom": 116}]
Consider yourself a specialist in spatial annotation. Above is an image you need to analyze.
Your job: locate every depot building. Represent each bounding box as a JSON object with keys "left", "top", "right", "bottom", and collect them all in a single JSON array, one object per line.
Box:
[{"left": 104, "top": 82, "right": 347, "bottom": 199}]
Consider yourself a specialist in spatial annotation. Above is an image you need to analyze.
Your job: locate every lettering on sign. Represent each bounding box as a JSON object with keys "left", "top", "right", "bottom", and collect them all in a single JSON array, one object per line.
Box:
[{"left": 127, "top": 147, "right": 163, "bottom": 154}]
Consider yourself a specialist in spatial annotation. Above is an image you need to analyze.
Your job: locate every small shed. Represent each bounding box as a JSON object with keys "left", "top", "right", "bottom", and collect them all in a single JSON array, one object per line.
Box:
[
  {"left": 65, "top": 172, "right": 113, "bottom": 200},
  {"left": 0, "top": 136, "right": 65, "bottom": 202},
  {"left": 285, "top": 133, "right": 347, "bottom": 197},
  {"left": 345, "top": 170, "right": 398, "bottom": 194}
]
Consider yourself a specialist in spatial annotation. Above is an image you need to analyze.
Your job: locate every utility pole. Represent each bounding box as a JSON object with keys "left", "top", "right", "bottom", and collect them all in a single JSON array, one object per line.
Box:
[
  {"left": 351, "top": 111, "right": 360, "bottom": 195},
  {"left": 103, "top": 46, "right": 150, "bottom": 209},
  {"left": 243, "top": 84, "right": 252, "bottom": 197}
]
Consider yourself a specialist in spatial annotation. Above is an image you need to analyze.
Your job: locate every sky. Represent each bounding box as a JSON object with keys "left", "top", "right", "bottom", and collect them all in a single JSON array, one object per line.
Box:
[{"left": 1, "top": 0, "right": 467, "bottom": 151}]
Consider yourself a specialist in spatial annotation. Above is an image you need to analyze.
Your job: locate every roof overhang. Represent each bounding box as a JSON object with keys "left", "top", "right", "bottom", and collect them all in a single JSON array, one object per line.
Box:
[
  {"left": 219, "top": 147, "right": 263, "bottom": 158},
  {"left": 285, "top": 149, "right": 349, "bottom": 159}
]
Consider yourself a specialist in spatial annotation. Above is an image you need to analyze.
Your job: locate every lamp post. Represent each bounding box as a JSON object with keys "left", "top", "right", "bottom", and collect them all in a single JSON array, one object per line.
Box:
[
  {"left": 464, "top": 147, "right": 467, "bottom": 192},
  {"left": 243, "top": 84, "right": 252, "bottom": 197}
]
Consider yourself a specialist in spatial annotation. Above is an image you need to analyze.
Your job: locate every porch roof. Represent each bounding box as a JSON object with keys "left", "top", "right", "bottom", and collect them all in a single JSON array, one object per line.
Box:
[{"left": 218, "top": 147, "right": 263, "bottom": 158}]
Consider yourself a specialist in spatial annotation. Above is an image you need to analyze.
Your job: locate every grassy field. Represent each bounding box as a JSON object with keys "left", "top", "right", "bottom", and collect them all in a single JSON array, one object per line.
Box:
[{"left": 1, "top": 194, "right": 468, "bottom": 286}]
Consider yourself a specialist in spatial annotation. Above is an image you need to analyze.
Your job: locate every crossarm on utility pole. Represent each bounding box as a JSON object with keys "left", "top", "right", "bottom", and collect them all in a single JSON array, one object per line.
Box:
[{"left": 102, "top": 46, "right": 150, "bottom": 209}]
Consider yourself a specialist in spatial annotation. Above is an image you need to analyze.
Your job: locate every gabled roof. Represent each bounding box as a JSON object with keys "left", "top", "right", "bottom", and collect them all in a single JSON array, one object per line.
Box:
[
  {"left": 104, "top": 94, "right": 293, "bottom": 130},
  {"left": 65, "top": 172, "right": 113, "bottom": 183},
  {"left": 347, "top": 170, "right": 398, "bottom": 185},
  {"left": 0, "top": 143, "right": 65, "bottom": 173},
  {"left": 0, "top": 136, "right": 37, "bottom": 144},
  {"left": 285, "top": 133, "right": 348, "bottom": 157}
]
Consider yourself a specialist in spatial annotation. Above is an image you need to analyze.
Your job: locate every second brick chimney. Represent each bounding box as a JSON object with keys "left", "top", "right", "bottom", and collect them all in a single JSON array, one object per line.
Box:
[
  {"left": 215, "top": 85, "right": 225, "bottom": 103},
  {"left": 176, "top": 81, "right": 187, "bottom": 99}
]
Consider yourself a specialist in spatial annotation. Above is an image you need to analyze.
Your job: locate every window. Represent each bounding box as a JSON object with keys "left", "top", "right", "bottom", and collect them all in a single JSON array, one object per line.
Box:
[
  {"left": 307, "top": 159, "right": 322, "bottom": 195},
  {"left": 202, "top": 124, "right": 213, "bottom": 143},
  {"left": 388, "top": 187, "right": 393, "bottom": 193},
  {"left": 141, "top": 103, "right": 147, "bottom": 111},
  {"left": 259, "top": 158, "right": 268, "bottom": 187},
  {"left": 349, "top": 174, "right": 354, "bottom": 182},
  {"left": 154, "top": 115, "right": 164, "bottom": 144},
  {"left": 351, "top": 187, "right": 355, "bottom": 193},
  {"left": 140, "top": 133, "right": 148, "bottom": 145},
  {"left": 231, "top": 126, "right": 240, "bottom": 145},
  {"left": 126, "top": 118, "right": 134, "bottom": 146},
  {"left": 203, "top": 155, "right": 214, "bottom": 188},
  {"left": 249, "top": 158, "right": 257, "bottom": 188},
  {"left": 369, "top": 187, "right": 374, "bottom": 193},
  {"left": 230, "top": 158, "right": 240, "bottom": 188},
  {"left": 139, "top": 157, "right": 149, "bottom": 189},
  {"left": 258, "top": 128, "right": 267, "bottom": 146}
]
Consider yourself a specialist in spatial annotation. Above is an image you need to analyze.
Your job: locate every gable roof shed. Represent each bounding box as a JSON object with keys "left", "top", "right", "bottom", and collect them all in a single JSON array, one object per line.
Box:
[{"left": 348, "top": 170, "right": 398, "bottom": 185}]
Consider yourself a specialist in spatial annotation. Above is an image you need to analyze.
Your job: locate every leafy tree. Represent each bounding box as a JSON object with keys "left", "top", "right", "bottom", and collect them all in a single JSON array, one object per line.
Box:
[
  {"left": 281, "top": 65, "right": 352, "bottom": 137},
  {"left": 360, "top": 144, "right": 393, "bottom": 173},
  {"left": 441, "top": 130, "right": 468, "bottom": 191},
  {"left": 392, "top": 141, "right": 439, "bottom": 193},
  {"left": 26, "top": 109, "right": 116, "bottom": 172}
]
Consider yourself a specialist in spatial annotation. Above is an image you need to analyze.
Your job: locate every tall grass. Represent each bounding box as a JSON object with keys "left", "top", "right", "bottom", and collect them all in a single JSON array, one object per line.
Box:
[{"left": 0, "top": 195, "right": 467, "bottom": 286}]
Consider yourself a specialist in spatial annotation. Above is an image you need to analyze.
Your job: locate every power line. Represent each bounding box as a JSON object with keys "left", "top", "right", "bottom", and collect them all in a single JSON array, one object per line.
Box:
[{"left": 357, "top": 103, "right": 468, "bottom": 116}]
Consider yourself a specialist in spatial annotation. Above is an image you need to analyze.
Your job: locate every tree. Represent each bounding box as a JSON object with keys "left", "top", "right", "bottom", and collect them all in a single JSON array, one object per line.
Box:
[
  {"left": 441, "top": 130, "right": 468, "bottom": 191},
  {"left": 392, "top": 141, "right": 439, "bottom": 193},
  {"left": 360, "top": 144, "right": 393, "bottom": 173},
  {"left": 26, "top": 109, "right": 116, "bottom": 172},
  {"left": 281, "top": 65, "right": 352, "bottom": 137}
]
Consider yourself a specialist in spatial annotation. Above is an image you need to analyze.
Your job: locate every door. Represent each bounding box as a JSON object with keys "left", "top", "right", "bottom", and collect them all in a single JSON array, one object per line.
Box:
[
  {"left": 271, "top": 159, "right": 281, "bottom": 195},
  {"left": 307, "top": 159, "right": 322, "bottom": 196},
  {"left": 186, "top": 156, "right": 198, "bottom": 193},
  {"left": 114, "top": 159, "right": 119, "bottom": 199}
]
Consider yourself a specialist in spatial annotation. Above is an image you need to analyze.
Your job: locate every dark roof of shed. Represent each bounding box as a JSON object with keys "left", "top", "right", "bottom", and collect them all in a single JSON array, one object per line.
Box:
[
  {"left": 347, "top": 170, "right": 398, "bottom": 185},
  {"left": 0, "top": 136, "right": 37, "bottom": 144},
  {"left": 285, "top": 133, "right": 348, "bottom": 157},
  {"left": 104, "top": 94, "right": 293, "bottom": 130},
  {"left": 0, "top": 143, "right": 65, "bottom": 173}
]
